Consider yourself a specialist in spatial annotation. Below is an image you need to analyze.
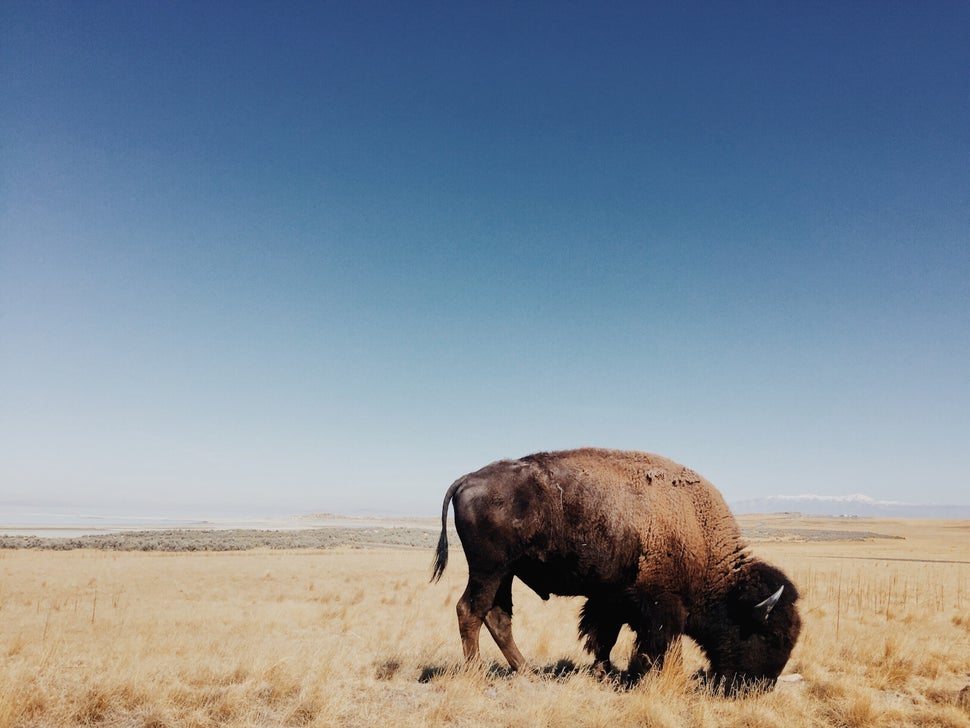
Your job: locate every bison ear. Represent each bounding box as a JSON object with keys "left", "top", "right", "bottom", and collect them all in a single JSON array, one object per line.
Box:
[{"left": 754, "top": 585, "right": 784, "bottom": 622}]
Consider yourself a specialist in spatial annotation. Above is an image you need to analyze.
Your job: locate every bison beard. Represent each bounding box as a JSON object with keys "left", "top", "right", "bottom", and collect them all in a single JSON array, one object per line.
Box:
[{"left": 431, "top": 448, "right": 801, "bottom": 696}]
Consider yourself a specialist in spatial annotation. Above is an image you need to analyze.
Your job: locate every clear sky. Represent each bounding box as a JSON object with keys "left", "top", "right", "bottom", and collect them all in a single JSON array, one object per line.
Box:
[{"left": 2, "top": 2, "right": 968, "bottom": 516}]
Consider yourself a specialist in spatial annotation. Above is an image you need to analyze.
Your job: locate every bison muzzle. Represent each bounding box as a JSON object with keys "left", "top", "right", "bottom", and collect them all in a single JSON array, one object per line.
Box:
[{"left": 431, "top": 448, "right": 801, "bottom": 695}]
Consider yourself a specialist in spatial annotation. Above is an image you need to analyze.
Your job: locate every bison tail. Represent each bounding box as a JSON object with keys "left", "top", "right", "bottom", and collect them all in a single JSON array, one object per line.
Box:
[
  {"left": 431, "top": 528, "right": 448, "bottom": 583},
  {"left": 430, "top": 477, "right": 463, "bottom": 583}
]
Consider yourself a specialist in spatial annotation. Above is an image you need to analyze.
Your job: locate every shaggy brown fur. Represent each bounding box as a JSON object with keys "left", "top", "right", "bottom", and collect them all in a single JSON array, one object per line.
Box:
[{"left": 432, "top": 448, "right": 801, "bottom": 694}]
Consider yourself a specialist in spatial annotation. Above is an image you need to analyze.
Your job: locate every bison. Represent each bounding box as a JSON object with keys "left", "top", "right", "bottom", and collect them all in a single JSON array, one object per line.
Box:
[{"left": 431, "top": 448, "right": 800, "bottom": 694}]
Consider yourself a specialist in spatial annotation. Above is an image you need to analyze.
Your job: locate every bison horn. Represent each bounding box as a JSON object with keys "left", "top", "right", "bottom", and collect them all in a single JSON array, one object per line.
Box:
[{"left": 754, "top": 585, "right": 784, "bottom": 621}]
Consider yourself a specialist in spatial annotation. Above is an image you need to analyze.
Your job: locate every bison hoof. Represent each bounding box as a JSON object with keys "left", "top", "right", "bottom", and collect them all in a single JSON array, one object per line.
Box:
[{"left": 589, "top": 660, "right": 615, "bottom": 680}]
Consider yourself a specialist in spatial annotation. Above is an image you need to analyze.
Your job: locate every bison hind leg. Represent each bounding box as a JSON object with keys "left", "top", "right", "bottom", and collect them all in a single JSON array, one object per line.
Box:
[
  {"left": 579, "top": 597, "right": 626, "bottom": 677},
  {"left": 482, "top": 575, "right": 528, "bottom": 672},
  {"left": 456, "top": 582, "right": 487, "bottom": 663},
  {"left": 457, "top": 573, "right": 528, "bottom": 672}
]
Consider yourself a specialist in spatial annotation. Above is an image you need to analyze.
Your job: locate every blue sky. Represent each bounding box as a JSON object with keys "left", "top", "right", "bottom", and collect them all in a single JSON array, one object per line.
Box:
[{"left": 2, "top": 2, "right": 968, "bottom": 516}]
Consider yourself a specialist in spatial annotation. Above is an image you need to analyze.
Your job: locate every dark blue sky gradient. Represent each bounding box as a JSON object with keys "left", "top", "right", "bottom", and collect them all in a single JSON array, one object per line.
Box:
[{"left": 2, "top": 2, "right": 968, "bottom": 514}]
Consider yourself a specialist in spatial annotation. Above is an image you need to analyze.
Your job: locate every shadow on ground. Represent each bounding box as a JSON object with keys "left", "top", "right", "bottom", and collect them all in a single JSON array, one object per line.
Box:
[{"left": 416, "top": 659, "right": 581, "bottom": 684}]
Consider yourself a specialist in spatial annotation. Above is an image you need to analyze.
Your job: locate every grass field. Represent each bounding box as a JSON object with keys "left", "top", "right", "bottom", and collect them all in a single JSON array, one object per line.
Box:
[{"left": 1, "top": 516, "right": 968, "bottom": 727}]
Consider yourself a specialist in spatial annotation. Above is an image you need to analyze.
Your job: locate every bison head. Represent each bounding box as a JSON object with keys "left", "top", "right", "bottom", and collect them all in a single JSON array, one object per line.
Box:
[{"left": 691, "top": 560, "right": 801, "bottom": 696}]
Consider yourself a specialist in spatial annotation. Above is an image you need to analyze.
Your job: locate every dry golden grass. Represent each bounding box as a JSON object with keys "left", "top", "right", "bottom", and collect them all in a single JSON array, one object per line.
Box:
[{"left": 0, "top": 518, "right": 968, "bottom": 727}]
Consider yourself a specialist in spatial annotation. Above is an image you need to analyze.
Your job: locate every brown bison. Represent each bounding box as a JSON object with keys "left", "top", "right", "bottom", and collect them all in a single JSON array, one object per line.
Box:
[{"left": 431, "top": 448, "right": 800, "bottom": 694}]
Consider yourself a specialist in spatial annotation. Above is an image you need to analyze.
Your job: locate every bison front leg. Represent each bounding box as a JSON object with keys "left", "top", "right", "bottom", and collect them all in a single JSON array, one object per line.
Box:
[
  {"left": 628, "top": 630, "right": 678, "bottom": 679},
  {"left": 628, "top": 592, "right": 687, "bottom": 681},
  {"left": 579, "top": 597, "right": 625, "bottom": 678}
]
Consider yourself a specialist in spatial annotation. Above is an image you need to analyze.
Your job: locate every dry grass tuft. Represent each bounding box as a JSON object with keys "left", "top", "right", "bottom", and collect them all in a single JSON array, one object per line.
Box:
[{"left": 374, "top": 659, "right": 402, "bottom": 681}]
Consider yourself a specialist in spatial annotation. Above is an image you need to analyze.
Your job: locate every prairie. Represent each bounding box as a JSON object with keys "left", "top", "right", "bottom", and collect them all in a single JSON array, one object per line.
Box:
[{"left": 0, "top": 516, "right": 968, "bottom": 727}]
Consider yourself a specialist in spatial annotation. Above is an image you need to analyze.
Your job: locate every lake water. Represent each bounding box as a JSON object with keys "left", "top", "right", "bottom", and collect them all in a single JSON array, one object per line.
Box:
[
  {"left": 0, "top": 504, "right": 288, "bottom": 537},
  {"left": 0, "top": 504, "right": 438, "bottom": 537}
]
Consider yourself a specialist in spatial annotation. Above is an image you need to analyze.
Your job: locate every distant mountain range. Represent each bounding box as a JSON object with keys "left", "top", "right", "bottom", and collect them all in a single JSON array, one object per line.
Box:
[{"left": 730, "top": 493, "right": 970, "bottom": 519}]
